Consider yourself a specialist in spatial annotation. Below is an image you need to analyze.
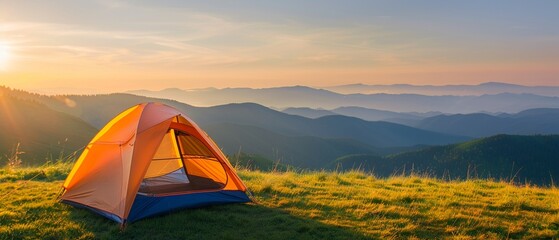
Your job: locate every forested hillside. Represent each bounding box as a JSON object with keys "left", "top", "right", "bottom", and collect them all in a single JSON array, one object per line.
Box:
[
  {"left": 0, "top": 93, "right": 97, "bottom": 165},
  {"left": 334, "top": 135, "right": 559, "bottom": 185}
]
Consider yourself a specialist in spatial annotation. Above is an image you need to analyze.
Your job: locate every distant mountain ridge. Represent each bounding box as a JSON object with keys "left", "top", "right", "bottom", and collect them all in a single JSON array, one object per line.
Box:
[
  {"left": 283, "top": 106, "right": 432, "bottom": 126},
  {"left": 414, "top": 108, "right": 559, "bottom": 137},
  {"left": 282, "top": 105, "right": 559, "bottom": 138},
  {"left": 182, "top": 102, "right": 467, "bottom": 148},
  {"left": 283, "top": 107, "right": 337, "bottom": 119},
  {"left": 325, "top": 82, "right": 559, "bottom": 96},
  {"left": 128, "top": 86, "right": 559, "bottom": 113}
]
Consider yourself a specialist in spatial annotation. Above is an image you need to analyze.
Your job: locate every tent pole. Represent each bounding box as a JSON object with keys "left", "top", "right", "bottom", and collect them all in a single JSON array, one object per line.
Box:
[{"left": 174, "top": 129, "right": 189, "bottom": 176}]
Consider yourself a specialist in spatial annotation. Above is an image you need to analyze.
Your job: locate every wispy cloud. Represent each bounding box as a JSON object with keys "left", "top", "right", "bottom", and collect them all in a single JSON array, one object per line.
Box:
[
  {"left": 1, "top": 0, "right": 558, "bottom": 91},
  {"left": 2, "top": 5, "right": 430, "bottom": 69}
]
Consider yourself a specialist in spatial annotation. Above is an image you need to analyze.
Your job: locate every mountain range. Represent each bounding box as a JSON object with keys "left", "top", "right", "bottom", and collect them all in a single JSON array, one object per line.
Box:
[
  {"left": 283, "top": 105, "right": 559, "bottom": 138},
  {"left": 2, "top": 85, "right": 559, "bottom": 185},
  {"left": 128, "top": 85, "right": 559, "bottom": 113},
  {"left": 0, "top": 86, "right": 466, "bottom": 167},
  {"left": 325, "top": 82, "right": 559, "bottom": 96},
  {"left": 283, "top": 106, "right": 436, "bottom": 126},
  {"left": 414, "top": 108, "right": 559, "bottom": 137}
]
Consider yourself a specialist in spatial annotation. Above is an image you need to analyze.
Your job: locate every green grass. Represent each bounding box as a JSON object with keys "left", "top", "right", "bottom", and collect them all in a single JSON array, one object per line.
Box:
[{"left": 1, "top": 163, "right": 559, "bottom": 239}]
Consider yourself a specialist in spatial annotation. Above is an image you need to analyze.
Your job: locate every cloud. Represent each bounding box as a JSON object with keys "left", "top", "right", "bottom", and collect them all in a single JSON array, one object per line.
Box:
[
  {"left": 1, "top": 0, "right": 440, "bottom": 72},
  {"left": 5, "top": 0, "right": 554, "bottom": 87}
]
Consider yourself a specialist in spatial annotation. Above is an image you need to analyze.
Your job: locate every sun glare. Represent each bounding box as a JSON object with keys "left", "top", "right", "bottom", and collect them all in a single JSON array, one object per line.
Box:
[{"left": 0, "top": 42, "right": 10, "bottom": 70}]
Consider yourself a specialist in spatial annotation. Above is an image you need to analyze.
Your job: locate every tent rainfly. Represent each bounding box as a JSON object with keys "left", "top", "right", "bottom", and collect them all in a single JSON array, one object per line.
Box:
[{"left": 60, "top": 103, "right": 251, "bottom": 224}]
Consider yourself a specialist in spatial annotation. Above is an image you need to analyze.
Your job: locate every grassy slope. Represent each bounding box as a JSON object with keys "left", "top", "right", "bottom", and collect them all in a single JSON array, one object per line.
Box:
[
  {"left": 0, "top": 95, "right": 98, "bottom": 165},
  {"left": 1, "top": 163, "right": 559, "bottom": 239}
]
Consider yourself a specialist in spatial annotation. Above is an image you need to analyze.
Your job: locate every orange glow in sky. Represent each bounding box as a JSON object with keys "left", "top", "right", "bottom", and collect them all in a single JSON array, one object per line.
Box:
[
  {"left": 0, "top": 1, "right": 558, "bottom": 94},
  {"left": 0, "top": 42, "right": 10, "bottom": 71}
]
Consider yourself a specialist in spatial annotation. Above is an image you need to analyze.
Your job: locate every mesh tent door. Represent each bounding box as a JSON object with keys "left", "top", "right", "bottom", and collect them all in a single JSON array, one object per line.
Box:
[{"left": 138, "top": 129, "right": 227, "bottom": 195}]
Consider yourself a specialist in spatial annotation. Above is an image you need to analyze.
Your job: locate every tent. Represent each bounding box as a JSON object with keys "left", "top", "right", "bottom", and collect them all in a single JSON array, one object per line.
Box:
[{"left": 60, "top": 102, "right": 251, "bottom": 224}]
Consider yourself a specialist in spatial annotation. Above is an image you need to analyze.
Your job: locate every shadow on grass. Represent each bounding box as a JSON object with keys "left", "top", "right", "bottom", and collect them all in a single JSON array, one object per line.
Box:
[{"left": 66, "top": 203, "right": 372, "bottom": 240}]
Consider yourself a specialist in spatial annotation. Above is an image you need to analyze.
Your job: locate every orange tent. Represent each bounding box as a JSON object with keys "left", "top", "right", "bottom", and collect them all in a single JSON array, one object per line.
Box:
[{"left": 60, "top": 103, "right": 250, "bottom": 224}]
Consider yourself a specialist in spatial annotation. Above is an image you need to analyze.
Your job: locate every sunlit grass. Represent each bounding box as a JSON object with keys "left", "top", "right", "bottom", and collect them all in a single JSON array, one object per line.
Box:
[{"left": 1, "top": 164, "right": 559, "bottom": 239}]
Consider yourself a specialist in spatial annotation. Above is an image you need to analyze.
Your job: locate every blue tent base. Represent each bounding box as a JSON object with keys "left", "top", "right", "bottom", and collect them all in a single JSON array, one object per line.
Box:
[
  {"left": 62, "top": 190, "right": 251, "bottom": 224},
  {"left": 127, "top": 190, "right": 251, "bottom": 222}
]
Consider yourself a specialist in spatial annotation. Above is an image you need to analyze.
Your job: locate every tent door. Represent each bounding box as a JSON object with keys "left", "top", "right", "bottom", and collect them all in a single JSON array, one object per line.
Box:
[{"left": 138, "top": 129, "right": 227, "bottom": 196}]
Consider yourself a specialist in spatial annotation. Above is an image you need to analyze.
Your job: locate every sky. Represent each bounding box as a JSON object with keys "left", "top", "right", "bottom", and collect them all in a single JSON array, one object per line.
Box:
[{"left": 0, "top": 0, "right": 558, "bottom": 94}]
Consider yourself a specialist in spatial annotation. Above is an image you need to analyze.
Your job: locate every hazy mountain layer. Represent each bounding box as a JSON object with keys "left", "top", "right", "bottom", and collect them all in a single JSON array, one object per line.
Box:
[
  {"left": 414, "top": 108, "right": 559, "bottom": 137},
  {"left": 325, "top": 82, "right": 559, "bottom": 96},
  {"left": 283, "top": 106, "right": 429, "bottom": 126},
  {"left": 128, "top": 86, "right": 559, "bottom": 113}
]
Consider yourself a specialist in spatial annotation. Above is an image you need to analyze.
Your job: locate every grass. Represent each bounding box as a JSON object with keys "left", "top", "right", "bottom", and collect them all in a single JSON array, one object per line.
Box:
[{"left": 1, "top": 163, "right": 559, "bottom": 239}]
